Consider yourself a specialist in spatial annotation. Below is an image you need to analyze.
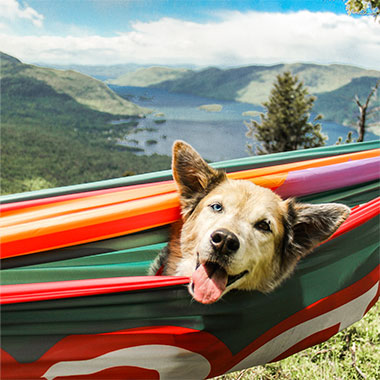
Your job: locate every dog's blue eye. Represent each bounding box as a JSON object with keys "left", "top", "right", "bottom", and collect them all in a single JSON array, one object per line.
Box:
[
  {"left": 255, "top": 220, "right": 271, "bottom": 232},
  {"left": 210, "top": 203, "right": 223, "bottom": 212}
]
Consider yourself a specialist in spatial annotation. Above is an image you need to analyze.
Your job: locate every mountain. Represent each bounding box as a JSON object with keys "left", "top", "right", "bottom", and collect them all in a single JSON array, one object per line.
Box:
[
  {"left": 116, "top": 63, "right": 379, "bottom": 127},
  {"left": 314, "top": 76, "right": 380, "bottom": 133},
  {"left": 108, "top": 66, "right": 190, "bottom": 86},
  {"left": 41, "top": 63, "right": 148, "bottom": 81},
  {"left": 150, "top": 63, "right": 380, "bottom": 104},
  {"left": 1, "top": 52, "right": 149, "bottom": 116},
  {"left": 41, "top": 63, "right": 199, "bottom": 81},
  {"left": 0, "top": 53, "right": 170, "bottom": 195}
]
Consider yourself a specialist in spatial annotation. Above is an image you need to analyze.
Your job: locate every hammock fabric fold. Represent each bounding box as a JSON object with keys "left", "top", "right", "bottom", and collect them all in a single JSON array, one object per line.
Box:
[{"left": 1, "top": 141, "right": 379, "bottom": 380}]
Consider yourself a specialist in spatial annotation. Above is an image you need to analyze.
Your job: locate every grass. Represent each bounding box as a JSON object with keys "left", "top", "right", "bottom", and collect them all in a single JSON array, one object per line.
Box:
[{"left": 213, "top": 301, "right": 379, "bottom": 380}]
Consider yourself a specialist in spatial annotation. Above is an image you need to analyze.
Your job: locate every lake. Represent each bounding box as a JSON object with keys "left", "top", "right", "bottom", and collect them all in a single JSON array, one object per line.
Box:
[{"left": 111, "top": 85, "right": 378, "bottom": 162}]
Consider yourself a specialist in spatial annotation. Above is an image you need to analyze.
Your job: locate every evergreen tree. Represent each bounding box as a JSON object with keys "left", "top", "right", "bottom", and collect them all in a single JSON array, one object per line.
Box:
[{"left": 246, "top": 71, "right": 326, "bottom": 155}]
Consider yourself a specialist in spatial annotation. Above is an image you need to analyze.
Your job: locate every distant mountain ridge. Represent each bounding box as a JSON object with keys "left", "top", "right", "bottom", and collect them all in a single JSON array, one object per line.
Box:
[
  {"left": 107, "top": 66, "right": 190, "bottom": 87},
  {"left": 1, "top": 52, "right": 149, "bottom": 116},
  {"left": 109, "top": 63, "right": 380, "bottom": 129},
  {"left": 41, "top": 63, "right": 149, "bottom": 81},
  {"left": 147, "top": 63, "right": 379, "bottom": 103},
  {"left": 8, "top": 54, "right": 379, "bottom": 130}
]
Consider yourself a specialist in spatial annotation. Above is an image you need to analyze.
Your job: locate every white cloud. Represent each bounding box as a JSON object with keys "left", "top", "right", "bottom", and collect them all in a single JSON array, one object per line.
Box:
[
  {"left": 0, "top": 10, "right": 379, "bottom": 69},
  {"left": 0, "top": 0, "right": 44, "bottom": 27}
]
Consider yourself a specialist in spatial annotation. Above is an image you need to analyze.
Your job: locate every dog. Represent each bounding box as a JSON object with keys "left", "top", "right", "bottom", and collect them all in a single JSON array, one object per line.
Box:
[{"left": 150, "top": 141, "right": 350, "bottom": 304}]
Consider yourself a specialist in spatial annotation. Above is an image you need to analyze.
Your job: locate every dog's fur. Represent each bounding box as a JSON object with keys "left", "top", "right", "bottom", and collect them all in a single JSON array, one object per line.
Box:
[{"left": 150, "top": 141, "right": 350, "bottom": 304}]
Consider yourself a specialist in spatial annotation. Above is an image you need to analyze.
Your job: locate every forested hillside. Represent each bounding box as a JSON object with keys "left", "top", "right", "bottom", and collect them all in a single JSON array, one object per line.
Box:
[
  {"left": 1, "top": 52, "right": 149, "bottom": 116},
  {"left": 0, "top": 54, "right": 171, "bottom": 195},
  {"left": 113, "top": 63, "right": 379, "bottom": 127},
  {"left": 108, "top": 66, "right": 190, "bottom": 87},
  {"left": 314, "top": 76, "right": 380, "bottom": 130}
]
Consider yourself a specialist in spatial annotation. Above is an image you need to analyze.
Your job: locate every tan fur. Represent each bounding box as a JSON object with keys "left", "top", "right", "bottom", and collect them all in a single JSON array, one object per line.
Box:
[{"left": 149, "top": 141, "right": 351, "bottom": 303}]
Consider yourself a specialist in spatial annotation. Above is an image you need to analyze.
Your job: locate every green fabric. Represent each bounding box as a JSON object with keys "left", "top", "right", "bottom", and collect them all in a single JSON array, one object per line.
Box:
[
  {"left": 1, "top": 227, "right": 170, "bottom": 270},
  {"left": 1, "top": 244, "right": 165, "bottom": 284},
  {"left": 301, "top": 180, "right": 379, "bottom": 206},
  {"left": 1, "top": 217, "right": 378, "bottom": 361}
]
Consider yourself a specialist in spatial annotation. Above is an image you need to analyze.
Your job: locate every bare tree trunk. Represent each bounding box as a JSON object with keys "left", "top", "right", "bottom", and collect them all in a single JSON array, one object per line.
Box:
[
  {"left": 355, "top": 98, "right": 367, "bottom": 142},
  {"left": 355, "top": 80, "right": 380, "bottom": 143}
]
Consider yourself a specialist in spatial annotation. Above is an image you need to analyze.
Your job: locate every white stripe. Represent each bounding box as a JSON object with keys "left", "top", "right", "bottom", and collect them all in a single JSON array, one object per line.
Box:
[
  {"left": 229, "top": 281, "right": 379, "bottom": 372},
  {"left": 43, "top": 344, "right": 210, "bottom": 380}
]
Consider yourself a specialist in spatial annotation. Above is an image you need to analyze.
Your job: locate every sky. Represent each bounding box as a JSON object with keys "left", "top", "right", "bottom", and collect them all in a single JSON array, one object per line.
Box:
[{"left": 0, "top": 0, "right": 379, "bottom": 69}]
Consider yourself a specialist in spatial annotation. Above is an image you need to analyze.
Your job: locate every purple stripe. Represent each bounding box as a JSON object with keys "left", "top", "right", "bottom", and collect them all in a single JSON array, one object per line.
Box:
[{"left": 275, "top": 157, "right": 380, "bottom": 198}]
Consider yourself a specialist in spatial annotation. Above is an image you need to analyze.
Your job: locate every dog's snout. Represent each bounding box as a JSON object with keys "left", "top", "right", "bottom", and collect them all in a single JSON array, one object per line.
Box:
[{"left": 210, "top": 229, "right": 240, "bottom": 255}]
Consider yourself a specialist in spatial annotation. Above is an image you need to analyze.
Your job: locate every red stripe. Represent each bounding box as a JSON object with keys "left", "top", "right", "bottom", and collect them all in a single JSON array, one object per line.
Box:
[
  {"left": 1, "top": 206, "right": 180, "bottom": 259},
  {"left": 327, "top": 197, "right": 379, "bottom": 241},
  {"left": 0, "top": 276, "right": 190, "bottom": 304},
  {"left": 1, "top": 326, "right": 227, "bottom": 380}
]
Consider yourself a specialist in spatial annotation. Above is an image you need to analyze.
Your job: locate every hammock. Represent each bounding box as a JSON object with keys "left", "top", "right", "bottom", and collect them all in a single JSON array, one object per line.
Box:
[{"left": 1, "top": 141, "right": 379, "bottom": 380}]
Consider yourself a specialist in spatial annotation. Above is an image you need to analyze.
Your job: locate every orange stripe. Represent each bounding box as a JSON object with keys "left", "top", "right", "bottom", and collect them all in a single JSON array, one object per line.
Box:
[
  {"left": 249, "top": 173, "right": 288, "bottom": 189},
  {"left": 1, "top": 193, "right": 179, "bottom": 246},
  {"left": 1, "top": 206, "right": 181, "bottom": 258},
  {"left": 1, "top": 149, "right": 378, "bottom": 258},
  {"left": 1, "top": 182, "right": 176, "bottom": 227},
  {"left": 2, "top": 149, "right": 377, "bottom": 226}
]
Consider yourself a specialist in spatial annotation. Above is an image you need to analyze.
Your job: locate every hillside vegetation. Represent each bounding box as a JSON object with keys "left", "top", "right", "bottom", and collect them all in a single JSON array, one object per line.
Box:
[
  {"left": 108, "top": 66, "right": 190, "bottom": 87},
  {"left": 1, "top": 52, "right": 149, "bottom": 116},
  {"left": 149, "top": 63, "right": 379, "bottom": 103},
  {"left": 115, "top": 63, "right": 379, "bottom": 127},
  {"left": 314, "top": 76, "right": 380, "bottom": 129},
  {"left": 0, "top": 53, "right": 170, "bottom": 195}
]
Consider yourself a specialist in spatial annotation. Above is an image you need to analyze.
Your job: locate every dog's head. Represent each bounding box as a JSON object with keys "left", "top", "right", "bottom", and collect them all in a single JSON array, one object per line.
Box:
[{"left": 172, "top": 141, "right": 350, "bottom": 304}]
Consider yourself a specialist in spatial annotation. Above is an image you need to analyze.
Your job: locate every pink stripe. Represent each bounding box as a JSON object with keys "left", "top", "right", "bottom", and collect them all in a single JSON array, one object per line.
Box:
[{"left": 275, "top": 157, "right": 380, "bottom": 198}]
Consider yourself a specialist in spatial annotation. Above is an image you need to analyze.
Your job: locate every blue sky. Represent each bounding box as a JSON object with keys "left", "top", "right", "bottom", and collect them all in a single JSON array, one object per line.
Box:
[
  {"left": 23, "top": 0, "right": 349, "bottom": 35},
  {"left": 0, "top": 0, "right": 379, "bottom": 69}
]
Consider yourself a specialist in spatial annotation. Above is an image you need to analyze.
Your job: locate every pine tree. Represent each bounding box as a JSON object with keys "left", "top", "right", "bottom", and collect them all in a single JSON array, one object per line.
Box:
[{"left": 246, "top": 71, "right": 326, "bottom": 155}]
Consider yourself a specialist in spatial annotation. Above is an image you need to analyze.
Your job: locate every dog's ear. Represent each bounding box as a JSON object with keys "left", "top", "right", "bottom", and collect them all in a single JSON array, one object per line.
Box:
[
  {"left": 283, "top": 200, "right": 351, "bottom": 260},
  {"left": 172, "top": 140, "right": 226, "bottom": 217}
]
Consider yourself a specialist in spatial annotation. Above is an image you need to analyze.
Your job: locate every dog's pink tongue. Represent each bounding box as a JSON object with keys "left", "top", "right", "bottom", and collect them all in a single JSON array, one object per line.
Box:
[{"left": 192, "top": 263, "right": 228, "bottom": 304}]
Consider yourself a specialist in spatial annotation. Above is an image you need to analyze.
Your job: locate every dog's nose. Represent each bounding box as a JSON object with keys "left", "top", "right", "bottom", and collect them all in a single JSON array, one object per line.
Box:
[{"left": 210, "top": 229, "right": 240, "bottom": 255}]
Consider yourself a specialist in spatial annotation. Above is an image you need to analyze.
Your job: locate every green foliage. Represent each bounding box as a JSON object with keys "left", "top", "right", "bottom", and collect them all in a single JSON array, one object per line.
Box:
[
  {"left": 0, "top": 73, "right": 171, "bottom": 195},
  {"left": 345, "top": 0, "right": 380, "bottom": 18},
  {"left": 214, "top": 302, "right": 379, "bottom": 380},
  {"left": 246, "top": 72, "right": 326, "bottom": 155},
  {"left": 336, "top": 131, "right": 355, "bottom": 145}
]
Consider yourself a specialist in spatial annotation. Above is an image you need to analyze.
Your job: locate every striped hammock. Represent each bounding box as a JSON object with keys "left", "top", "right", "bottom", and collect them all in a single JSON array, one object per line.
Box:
[{"left": 1, "top": 141, "right": 379, "bottom": 380}]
